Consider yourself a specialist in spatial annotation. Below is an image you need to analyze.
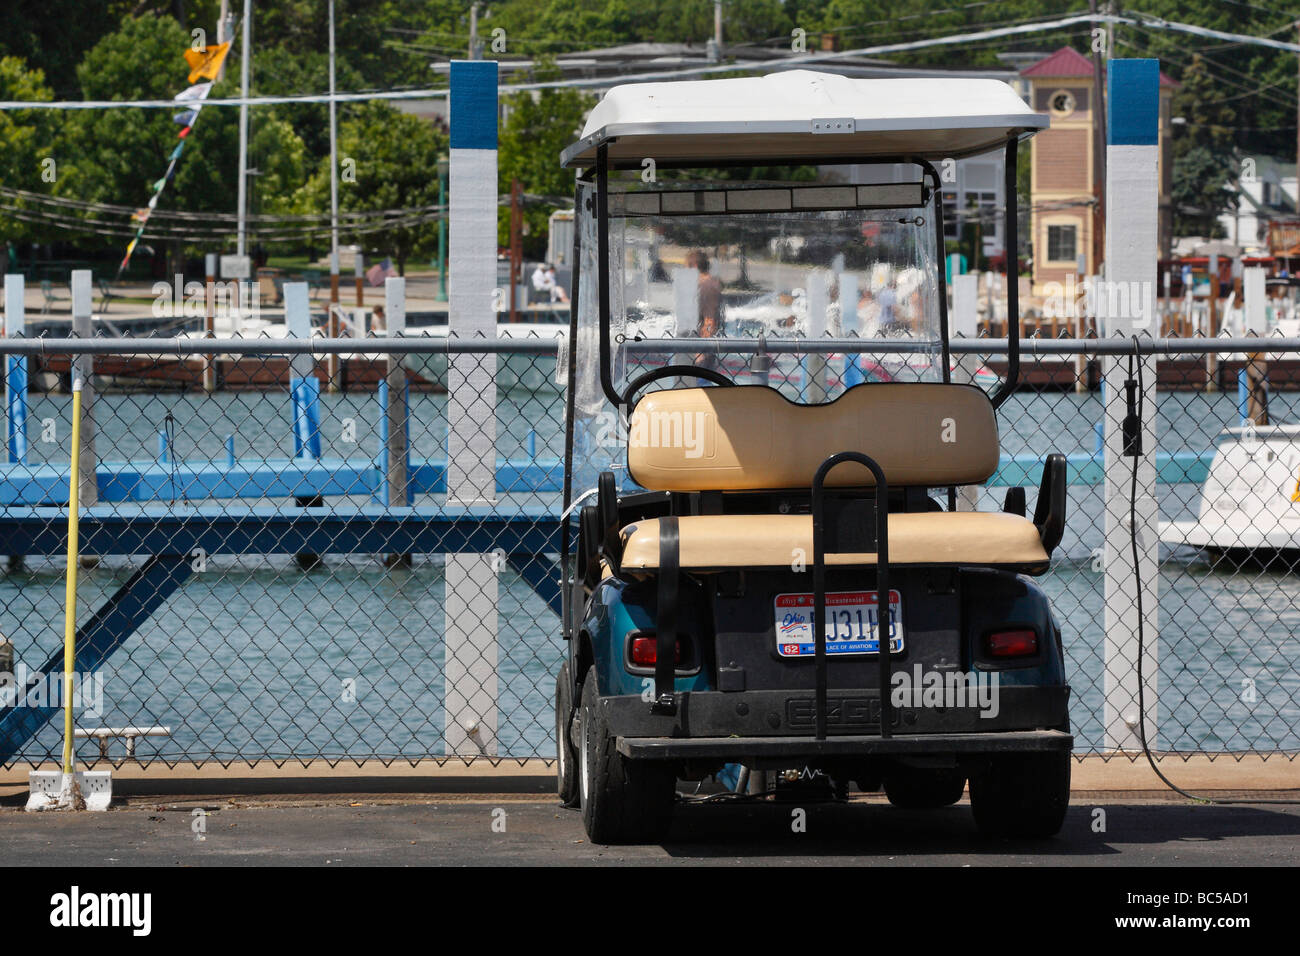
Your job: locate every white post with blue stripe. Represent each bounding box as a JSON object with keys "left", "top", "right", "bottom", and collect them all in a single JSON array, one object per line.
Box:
[
  {"left": 284, "top": 282, "right": 321, "bottom": 461},
  {"left": 4, "top": 275, "right": 28, "bottom": 465},
  {"left": 444, "top": 59, "right": 500, "bottom": 756},
  {"left": 1102, "top": 59, "right": 1160, "bottom": 752}
]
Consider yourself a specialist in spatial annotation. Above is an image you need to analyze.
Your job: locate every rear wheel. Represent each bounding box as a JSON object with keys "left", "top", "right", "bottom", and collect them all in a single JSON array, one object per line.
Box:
[
  {"left": 555, "top": 661, "right": 579, "bottom": 806},
  {"left": 578, "top": 668, "right": 675, "bottom": 844},
  {"left": 969, "top": 751, "right": 1071, "bottom": 838},
  {"left": 883, "top": 767, "right": 966, "bottom": 809}
]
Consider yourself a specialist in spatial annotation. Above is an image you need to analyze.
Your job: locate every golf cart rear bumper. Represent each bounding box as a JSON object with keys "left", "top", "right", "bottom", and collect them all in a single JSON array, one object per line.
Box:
[
  {"left": 617, "top": 729, "right": 1072, "bottom": 760},
  {"left": 598, "top": 685, "right": 1070, "bottom": 739}
]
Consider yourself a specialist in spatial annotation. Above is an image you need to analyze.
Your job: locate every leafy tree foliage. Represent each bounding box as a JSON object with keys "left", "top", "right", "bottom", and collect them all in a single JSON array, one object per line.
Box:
[{"left": 300, "top": 100, "right": 448, "bottom": 274}]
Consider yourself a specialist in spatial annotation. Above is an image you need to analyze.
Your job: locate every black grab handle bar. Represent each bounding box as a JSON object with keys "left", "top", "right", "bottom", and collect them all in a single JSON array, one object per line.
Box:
[{"left": 810, "top": 452, "right": 892, "bottom": 743}]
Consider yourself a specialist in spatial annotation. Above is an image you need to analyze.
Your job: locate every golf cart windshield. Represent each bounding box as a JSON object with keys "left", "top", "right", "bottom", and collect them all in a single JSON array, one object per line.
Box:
[{"left": 568, "top": 169, "right": 947, "bottom": 490}]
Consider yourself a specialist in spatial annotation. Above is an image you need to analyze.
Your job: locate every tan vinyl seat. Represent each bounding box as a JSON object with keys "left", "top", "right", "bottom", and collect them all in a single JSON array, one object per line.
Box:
[
  {"left": 620, "top": 512, "right": 1049, "bottom": 574},
  {"left": 618, "top": 383, "right": 1051, "bottom": 574}
]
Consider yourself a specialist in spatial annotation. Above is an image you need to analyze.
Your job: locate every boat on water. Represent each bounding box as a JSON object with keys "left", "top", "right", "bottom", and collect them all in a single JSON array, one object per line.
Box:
[{"left": 1159, "top": 424, "right": 1300, "bottom": 557}]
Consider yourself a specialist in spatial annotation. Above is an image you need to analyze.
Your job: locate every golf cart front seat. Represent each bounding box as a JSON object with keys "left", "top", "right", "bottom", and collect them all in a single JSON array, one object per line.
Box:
[{"left": 617, "top": 383, "right": 1064, "bottom": 575}]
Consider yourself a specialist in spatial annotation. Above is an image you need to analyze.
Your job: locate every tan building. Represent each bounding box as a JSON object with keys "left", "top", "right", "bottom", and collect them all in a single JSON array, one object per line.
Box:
[{"left": 1021, "top": 47, "right": 1175, "bottom": 294}]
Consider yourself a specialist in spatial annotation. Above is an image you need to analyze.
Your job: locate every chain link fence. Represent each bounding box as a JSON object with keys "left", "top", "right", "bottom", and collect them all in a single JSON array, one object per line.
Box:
[{"left": 0, "top": 335, "right": 1297, "bottom": 769}]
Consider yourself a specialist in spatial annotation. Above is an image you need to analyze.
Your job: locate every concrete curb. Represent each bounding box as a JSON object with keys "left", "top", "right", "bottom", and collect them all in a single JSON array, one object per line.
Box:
[{"left": 2, "top": 753, "right": 1295, "bottom": 798}]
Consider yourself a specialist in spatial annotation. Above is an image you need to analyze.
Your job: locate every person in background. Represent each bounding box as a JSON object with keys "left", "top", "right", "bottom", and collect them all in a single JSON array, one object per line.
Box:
[
  {"left": 691, "top": 250, "right": 723, "bottom": 371},
  {"left": 877, "top": 279, "right": 898, "bottom": 330},
  {"left": 531, "top": 262, "right": 554, "bottom": 304},
  {"left": 370, "top": 304, "right": 385, "bottom": 333},
  {"left": 545, "top": 264, "right": 569, "bottom": 304}
]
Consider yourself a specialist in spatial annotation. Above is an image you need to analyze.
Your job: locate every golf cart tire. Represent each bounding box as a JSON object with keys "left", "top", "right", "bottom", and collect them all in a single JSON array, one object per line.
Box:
[
  {"left": 579, "top": 669, "right": 675, "bottom": 844},
  {"left": 969, "top": 750, "right": 1071, "bottom": 838},
  {"left": 883, "top": 768, "right": 967, "bottom": 809},
  {"left": 555, "top": 661, "right": 579, "bottom": 807}
]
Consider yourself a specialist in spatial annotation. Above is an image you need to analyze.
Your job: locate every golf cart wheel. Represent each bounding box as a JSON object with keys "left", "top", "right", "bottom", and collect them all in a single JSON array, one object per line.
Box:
[
  {"left": 883, "top": 768, "right": 966, "bottom": 809},
  {"left": 555, "top": 661, "right": 579, "bottom": 807},
  {"left": 578, "top": 667, "right": 675, "bottom": 844},
  {"left": 969, "top": 751, "right": 1071, "bottom": 838}
]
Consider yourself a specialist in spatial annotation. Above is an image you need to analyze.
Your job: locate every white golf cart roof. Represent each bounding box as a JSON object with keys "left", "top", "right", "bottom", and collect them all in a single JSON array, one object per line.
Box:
[{"left": 561, "top": 70, "right": 1047, "bottom": 169}]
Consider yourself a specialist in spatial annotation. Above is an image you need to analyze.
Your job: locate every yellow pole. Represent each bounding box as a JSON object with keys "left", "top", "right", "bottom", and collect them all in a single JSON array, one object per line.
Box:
[{"left": 61, "top": 376, "right": 82, "bottom": 777}]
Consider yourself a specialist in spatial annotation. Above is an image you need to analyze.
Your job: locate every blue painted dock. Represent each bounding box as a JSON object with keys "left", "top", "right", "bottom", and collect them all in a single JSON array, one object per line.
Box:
[
  {"left": 0, "top": 455, "right": 566, "bottom": 505},
  {"left": 0, "top": 448, "right": 1212, "bottom": 507}
]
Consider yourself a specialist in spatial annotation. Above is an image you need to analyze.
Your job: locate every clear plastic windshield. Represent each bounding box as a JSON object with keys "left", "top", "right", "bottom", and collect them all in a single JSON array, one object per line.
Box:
[
  {"left": 610, "top": 169, "right": 944, "bottom": 403},
  {"left": 568, "top": 169, "right": 946, "bottom": 494}
]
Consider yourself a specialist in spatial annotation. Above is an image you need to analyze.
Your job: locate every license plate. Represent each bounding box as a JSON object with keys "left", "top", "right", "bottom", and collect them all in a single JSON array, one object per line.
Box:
[{"left": 774, "top": 590, "right": 903, "bottom": 658}]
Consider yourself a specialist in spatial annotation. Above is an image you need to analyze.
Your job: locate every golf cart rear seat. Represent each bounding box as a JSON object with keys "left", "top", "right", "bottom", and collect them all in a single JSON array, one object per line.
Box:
[
  {"left": 619, "top": 383, "right": 1064, "bottom": 574},
  {"left": 620, "top": 511, "right": 1049, "bottom": 572}
]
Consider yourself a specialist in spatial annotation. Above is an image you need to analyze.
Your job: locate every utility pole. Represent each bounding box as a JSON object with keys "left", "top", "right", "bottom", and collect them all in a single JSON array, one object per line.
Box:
[
  {"left": 1090, "top": 0, "right": 1108, "bottom": 276},
  {"left": 217, "top": 0, "right": 232, "bottom": 82},
  {"left": 328, "top": 0, "right": 340, "bottom": 390},
  {"left": 236, "top": 0, "right": 251, "bottom": 261},
  {"left": 714, "top": 1, "right": 723, "bottom": 55}
]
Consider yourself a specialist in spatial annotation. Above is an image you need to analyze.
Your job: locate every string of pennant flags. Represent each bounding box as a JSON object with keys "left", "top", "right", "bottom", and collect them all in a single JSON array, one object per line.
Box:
[{"left": 117, "top": 38, "right": 231, "bottom": 274}]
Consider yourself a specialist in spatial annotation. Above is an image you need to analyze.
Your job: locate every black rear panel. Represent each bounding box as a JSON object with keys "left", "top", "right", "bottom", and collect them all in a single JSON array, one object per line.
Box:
[{"left": 710, "top": 567, "right": 963, "bottom": 692}]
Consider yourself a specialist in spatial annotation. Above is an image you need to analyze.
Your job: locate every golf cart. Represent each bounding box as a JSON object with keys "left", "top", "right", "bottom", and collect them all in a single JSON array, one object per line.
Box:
[{"left": 553, "top": 70, "right": 1072, "bottom": 844}]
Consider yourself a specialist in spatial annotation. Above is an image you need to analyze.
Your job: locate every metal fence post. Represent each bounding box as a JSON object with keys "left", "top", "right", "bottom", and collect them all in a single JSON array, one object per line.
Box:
[
  {"left": 951, "top": 273, "right": 982, "bottom": 512},
  {"left": 204, "top": 253, "right": 217, "bottom": 393},
  {"left": 70, "top": 271, "right": 97, "bottom": 510},
  {"left": 5, "top": 274, "right": 28, "bottom": 465},
  {"left": 383, "top": 276, "right": 408, "bottom": 513},
  {"left": 1102, "top": 60, "right": 1160, "bottom": 753},
  {"left": 285, "top": 282, "right": 324, "bottom": 569},
  {"left": 804, "top": 271, "right": 829, "bottom": 403},
  {"left": 1243, "top": 266, "right": 1269, "bottom": 424},
  {"left": 444, "top": 59, "right": 500, "bottom": 757}
]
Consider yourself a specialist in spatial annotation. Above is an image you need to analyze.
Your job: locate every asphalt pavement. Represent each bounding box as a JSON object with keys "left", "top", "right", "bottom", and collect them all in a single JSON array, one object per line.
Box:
[{"left": 2, "top": 796, "right": 1297, "bottom": 866}]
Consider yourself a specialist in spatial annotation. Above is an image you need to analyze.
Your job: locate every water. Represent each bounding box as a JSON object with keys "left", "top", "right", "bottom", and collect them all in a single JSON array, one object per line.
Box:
[{"left": 3, "top": 373, "right": 1299, "bottom": 763}]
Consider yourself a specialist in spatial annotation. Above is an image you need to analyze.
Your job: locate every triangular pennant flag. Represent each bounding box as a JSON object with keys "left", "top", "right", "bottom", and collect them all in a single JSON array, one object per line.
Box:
[
  {"left": 178, "top": 126, "right": 191, "bottom": 139},
  {"left": 173, "top": 109, "right": 197, "bottom": 126},
  {"left": 174, "top": 81, "right": 213, "bottom": 104},
  {"left": 183, "top": 42, "right": 231, "bottom": 85},
  {"left": 170, "top": 144, "right": 184, "bottom": 160},
  {"left": 131, "top": 208, "right": 151, "bottom": 224},
  {"left": 125, "top": 238, "right": 138, "bottom": 255},
  {"left": 148, "top": 194, "right": 159, "bottom": 209},
  {"left": 153, "top": 178, "right": 166, "bottom": 192}
]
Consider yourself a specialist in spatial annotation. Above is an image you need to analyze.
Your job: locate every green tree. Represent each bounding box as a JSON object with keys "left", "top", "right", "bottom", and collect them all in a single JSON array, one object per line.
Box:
[
  {"left": 0, "top": 56, "right": 57, "bottom": 245},
  {"left": 300, "top": 100, "right": 447, "bottom": 274},
  {"left": 1170, "top": 54, "right": 1236, "bottom": 237},
  {"left": 498, "top": 71, "right": 595, "bottom": 257},
  {"left": 56, "top": 14, "right": 308, "bottom": 257}
]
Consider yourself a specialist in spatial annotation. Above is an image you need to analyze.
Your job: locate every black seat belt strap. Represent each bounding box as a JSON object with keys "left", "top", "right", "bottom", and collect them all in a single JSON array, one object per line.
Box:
[{"left": 652, "top": 516, "right": 680, "bottom": 715}]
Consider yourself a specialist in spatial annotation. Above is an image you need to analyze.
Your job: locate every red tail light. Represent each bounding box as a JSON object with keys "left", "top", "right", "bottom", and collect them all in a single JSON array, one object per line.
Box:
[
  {"left": 630, "top": 636, "right": 682, "bottom": 667},
  {"left": 986, "top": 629, "right": 1038, "bottom": 658}
]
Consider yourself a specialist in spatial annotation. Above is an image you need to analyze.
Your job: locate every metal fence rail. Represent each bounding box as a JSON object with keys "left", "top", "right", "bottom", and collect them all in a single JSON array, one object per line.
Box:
[{"left": 0, "top": 336, "right": 1297, "bottom": 768}]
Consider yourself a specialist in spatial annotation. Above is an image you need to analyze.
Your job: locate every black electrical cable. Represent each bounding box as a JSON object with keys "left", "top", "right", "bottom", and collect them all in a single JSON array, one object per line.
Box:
[{"left": 1128, "top": 335, "right": 1300, "bottom": 804}]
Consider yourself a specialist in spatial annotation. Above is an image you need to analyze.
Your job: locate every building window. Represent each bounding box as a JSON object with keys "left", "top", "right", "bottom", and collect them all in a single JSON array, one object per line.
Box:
[
  {"left": 942, "top": 192, "right": 959, "bottom": 238},
  {"left": 1047, "top": 224, "right": 1077, "bottom": 262}
]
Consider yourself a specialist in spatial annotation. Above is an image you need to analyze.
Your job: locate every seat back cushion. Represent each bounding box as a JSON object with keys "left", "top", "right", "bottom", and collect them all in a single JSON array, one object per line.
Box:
[{"left": 627, "top": 383, "right": 999, "bottom": 492}]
